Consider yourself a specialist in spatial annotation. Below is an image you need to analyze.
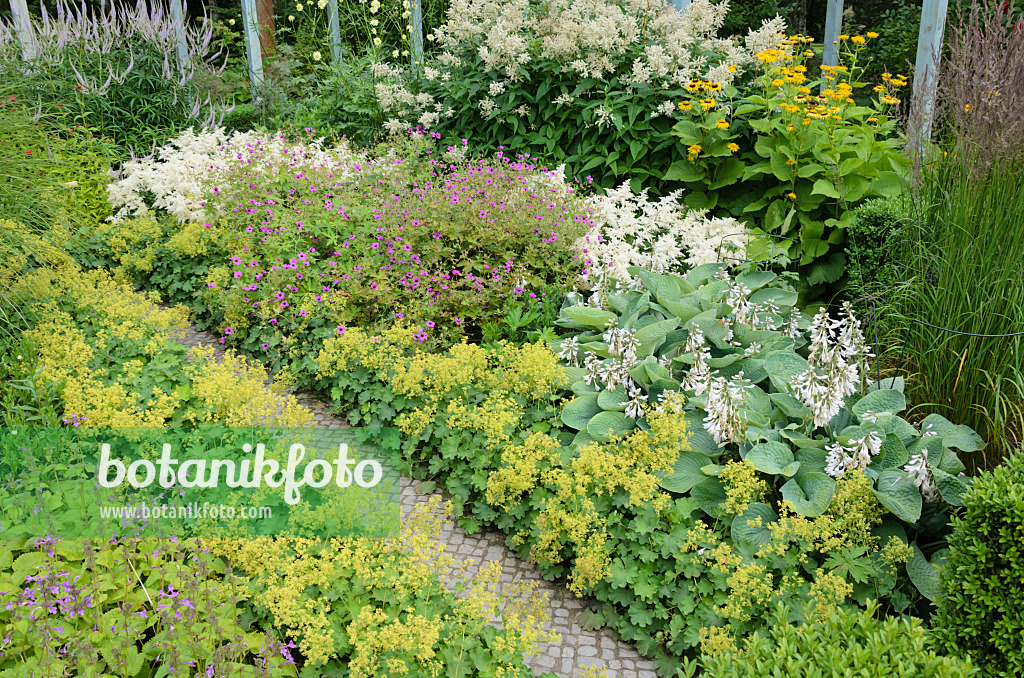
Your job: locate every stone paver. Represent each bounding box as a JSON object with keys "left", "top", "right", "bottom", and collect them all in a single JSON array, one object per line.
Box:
[{"left": 168, "top": 319, "right": 658, "bottom": 678}]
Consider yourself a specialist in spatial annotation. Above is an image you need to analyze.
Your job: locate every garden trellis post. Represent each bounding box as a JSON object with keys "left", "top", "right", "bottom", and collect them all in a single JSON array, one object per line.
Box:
[
  {"left": 909, "top": 0, "right": 949, "bottom": 148},
  {"left": 327, "top": 0, "right": 343, "bottom": 64},
  {"left": 240, "top": 0, "right": 265, "bottom": 105},
  {"left": 9, "top": 0, "right": 36, "bottom": 60},
  {"left": 672, "top": 0, "right": 691, "bottom": 12},
  {"left": 821, "top": 0, "right": 843, "bottom": 91},
  {"left": 168, "top": 0, "right": 189, "bottom": 71},
  {"left": 410, "top": 0, "right": 424, "bottom": 72}
]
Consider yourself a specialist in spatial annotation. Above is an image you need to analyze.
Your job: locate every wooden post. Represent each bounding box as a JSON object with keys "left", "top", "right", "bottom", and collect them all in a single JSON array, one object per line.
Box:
[
  {"left": 910, "top": 0, "right": 949, "bottom": 147},
  {"left": 327, "top": 0, "right": 343, "bottom": 64},
  {"left": 672, "top": 0, "right": 691, "bottom": 11},
  {"left": 9, "top": 0, "right": 36, "bottom": 60},
  {"left": 410, "top": 0, "right": 423, "bottom": 71},
  {"left": 168, "top": 0, "right": 189, "bottom": 71},
  {"left": 240, "top": 0, "right": 265, "bottom": 104},
  {"left": 821, "top": 0, "right": 844, "bottom": 92},
  {"left": 255, "top": 0, "right": 275, "bottom": 58}
]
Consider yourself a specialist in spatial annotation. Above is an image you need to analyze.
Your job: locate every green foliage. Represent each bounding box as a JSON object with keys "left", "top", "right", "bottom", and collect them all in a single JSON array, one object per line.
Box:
[
  {"left": 0, "top": 334, "right": 64, "bottom": 428},
  {"left": 878, "top": 148, "right": 1024, "bottom": 467},
  {"left": 0, "top": 535, "right": 298, "bottom": 676},
  {"left": 935, "top": 447, "right": 1024, "bottom": 676},
  {"left": 844, "top": 197, "right": 909, "bottom": 297},
  {"left": 699, "top": 601, "right": 978, "bottom": 677},
  {"left": 668, "top": 37, "right": 909, "bottom": 286}
]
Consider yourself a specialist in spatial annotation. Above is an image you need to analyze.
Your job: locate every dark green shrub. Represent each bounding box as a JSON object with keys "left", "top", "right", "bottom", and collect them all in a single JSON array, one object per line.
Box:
[
  {"left": 844, "top": 197, "right": 910, "bottom": 296},
  {"left": 935, "top": 448, "right": 1024, "bottom": 676},
  {"left": 700, "top": 602, "right": 978, "bottom": 678}
]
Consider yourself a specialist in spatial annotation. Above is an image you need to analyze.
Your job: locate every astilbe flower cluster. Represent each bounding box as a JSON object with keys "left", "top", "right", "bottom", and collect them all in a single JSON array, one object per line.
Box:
[
  {"left": 573, "top": 181, "right": 747, "bottom": 297},
  {"left": 372, "top": 0, "right": 789, "bottom": 130}
]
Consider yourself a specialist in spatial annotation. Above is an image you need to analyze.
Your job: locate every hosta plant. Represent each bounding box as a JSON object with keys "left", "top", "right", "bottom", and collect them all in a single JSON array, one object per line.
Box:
[{"left": 550, "top": 263, "right": 979, "bottom": 597}]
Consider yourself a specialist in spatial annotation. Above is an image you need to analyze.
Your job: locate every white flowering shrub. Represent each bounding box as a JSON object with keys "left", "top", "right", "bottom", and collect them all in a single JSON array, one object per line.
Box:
[
  {"left": 106, "top": 127, "right": 367, "bottom": 223},
  {"left": 573, "top": 182, "right": 747, "bottom": 297},
  {"left": 551, "top": 263, "right": 981, "bottom": 535},
  {"left": 365, "top": 0, "right": 786, "bottom": 195}
]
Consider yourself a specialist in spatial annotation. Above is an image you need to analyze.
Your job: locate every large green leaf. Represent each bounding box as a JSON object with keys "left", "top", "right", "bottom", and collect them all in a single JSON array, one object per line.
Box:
[
  {"left": 906, "top": 544, "right": 942, "bottom": 602},
  {"left": 920, "top": 413, "right": 985, "bottom": 453},
  {"left": 793, "top": 447, "right": 827, "bottom": 479},
  {"left": 561, "top": 394, "right": 601, "bottom": 430},
  {"left": 659, "top": 451, "right": 713, "bottom": 494},
  {"left": 684, "top": 410, "right": 721, "bottom": 456},
  {"left": 931, "top": 468, "right": 969, "bottom": 506},
  {"left": 746, "top": 442, "right": 799, "bottom": 477},
  {"left": 878, "top": 433, "right": 909, "bottom": 469},
  {"left": 692, "top": 477, "right": 727, "bottom": 518},
  {"left": 564, "top": 306, "right": 618, "bottom": 330},
  {"left": 597, "top": 389, "right": 629, "bottom": 412},
  {"left": 587, "top": 410, "right": 636, "bottom": 442},
  {"left": 780, "top": 472, "right": 835, "bottom": 517},
  {"left": 635, "top": 318, "right": 680, "bottom": 357},
  {"left": 731, "top": 503, "right": 778, "bottom": 546},
  {"left": 852, "top": 389, "right": 907, "bottom": 418},
  {"left": 873, "top": 470, "right": 922, "bottom": 523},
  {"left": 769, "top": 393, "right": 811, "bottom": 419},
  {"left": 765, "top": 352, "right": 810, "bottom": 393}
]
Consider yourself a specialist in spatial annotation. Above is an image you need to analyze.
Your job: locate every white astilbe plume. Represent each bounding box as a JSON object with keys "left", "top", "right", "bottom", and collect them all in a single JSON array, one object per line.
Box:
[
  {"left": 574, "top": 182, "right": 746, "bottom": 295},
  {"left": 791, "top": 305, "right": 871, "bottom": 427},
  {"left": 703, "top": 372, "right": 753, "bottom": 447},
  {"left": 106, "top": 128, "right": 366, "bottom": 223}
]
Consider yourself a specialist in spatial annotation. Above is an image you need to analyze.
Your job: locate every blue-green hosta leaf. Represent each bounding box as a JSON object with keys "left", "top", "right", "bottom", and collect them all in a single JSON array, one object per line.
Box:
[
  {"left": 905, "top": 435, "right": 942, "bottom": 465},
  {"left": 685, "top": 410, "right": 721, "bottom": 456},
  {"left": 735, "top": 270, "right": 777, "bottom": 291},
  {"left": 769, "top": 392, "right": 811, "bottom": 419},
  {"left": 765, "top": 351, "right": 810, "bottom": 393},
  {"left": 935, "top": 446, "right": 967, "bottom": 476},
  {"left": 637, "top": 270, "right": 681, "bottom": 305},
  {"left": 748, "top": 286, "right": 798, "bottom": 309},
  {"left": 572, "top": 430, "right": 598, "bottom": 448},
  {"left": 852, "top": 389, "right": 907, "bottom": 418},
  {"left": 661, "top": 298, "right": 702, "bottom": 324},
  {"left": 920, "top": 413, "right": 985, "bottom": 453},
  {"left": 560, "top": 366, "right": 588, "bottom": 384},
  {"left": 561, "top": 393, "right": 601, "bottom": 430},
  {"left": 867, "top": 376, "right": 904, "bottom": 393},
  {"left": 794, "top": 447, "right": 827, "bottom": 479},
  {"left": 885, "top": 416, "right": 919, "bottom": 445},
  {"left": 906, "top": 544, "right": 942, "bottom": 602},
  {"left": 659, "top": 450, "right": 713, "bottom": 494},
  {"left": 686, "top": 262, "right": 728, "bottom": 286},
  {"left": 780, "top": 472, "right": 835, "bottom": 517},
  {"left": 746, "top": 385, "right": 773, "bottom": 417},
  {"left": 572, "top": 380, "right": 598, "bottom": 395},
  {"left": 878, "top": 433, "right": 909, "bottom": 469},
  {"left": 731, "top": 502, "right": 778, "bottom": 546},
  {"left": 931, "top": 468, "right": 969, "bottom": 506},
  {"left": 587, "top": 410, "right": 636, "bottom": 442},
  {"left": 873, "top": 470, "right": 922, "bottom": 523},
  {"left": 692, "top": 477, "right": 728, "bottom": 519},
  {"left": 706, "top": 354, "right": 741, "bottom": 369},
  {"left": 598, "top": 389, "right": 629, "bottom": 412},
  {"left": 564, "top": 306, "right": 618, "bottom": 330},
  {"left": 745, "top": 441, "right": 799, "bottom": 476},
  {"left": 641, "top": 358, "right": 671, "bottom": 383},
  {"left": 779, "top": 429, "right": 828, "bottom": 448}
]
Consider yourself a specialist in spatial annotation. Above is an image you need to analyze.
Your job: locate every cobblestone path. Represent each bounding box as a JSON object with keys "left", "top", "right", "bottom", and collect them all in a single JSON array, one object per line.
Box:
[{"left": 169, "top": 321, "right": 658, "bottom": 678}]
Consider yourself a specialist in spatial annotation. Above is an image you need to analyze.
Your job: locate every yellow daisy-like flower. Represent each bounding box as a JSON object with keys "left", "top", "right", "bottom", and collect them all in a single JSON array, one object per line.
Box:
[
  {"left": 851, "top": 35, "right": 866, "bottom": 45},
  {"left": 700, "top": 98, "right": 715, "bottom": 111},
  {"left": 867, "top": 31, "right": 879, "bottom": 39},
  {"left": 867, "top": 117, "right": 878, "bottom": 122},
  {"left": 727, "top": 65, "right": 737, "bottom": 73},
  {"left": 715, "top": 119, "right": 729, "bottom": 130},
  {"left": 288, "top": 14, "right": 295, "bottom": 20},
  {"left": 228, "top": 18, "right": 235, "bottom": 25},
  {"left": 678, "top": 101, "right": 693, "bottom": 112},
  {"left": 707, "top": 82, "right": 723, "bottom": 92},
  {"left": 771, "top": 78, "right": 784, "bottom": 87},
  {"left": 838, "top": 34, "right": 849, "bottom": 41},
  {"left": 787, "top": 192, "right": 797, "bottom": 199},
  {"left": 687, "top": 144, "right": 701, "bottom": 160},
  {"left": 727, "top": 143, "right": 739, "bottom": 152}
]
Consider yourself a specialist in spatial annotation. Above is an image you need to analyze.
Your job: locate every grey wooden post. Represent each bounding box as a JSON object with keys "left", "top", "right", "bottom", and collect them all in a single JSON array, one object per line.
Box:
[
  {"left": 822, "top": 0, "right": 844, "bottom": 91},
  {"left": 910, "top": 0, "right": 949, "bottom": 147},
  {"left": 672, "top": 0, "right": 692, "bottom": 12},
  {"left": 327, "top": 0, "right": 343, "bottom": 64},
  {"left": 9, "top": 0, "right": 36, "bottom": 60},
  {"left": 240, "top": 0, "right": 265, "bottom": 105},
  {"left": 168, "top": 0, "right": 189, "bottom": 71},
  {"left": 410, "top": 0, "right": 423, "bottom": 71}
]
